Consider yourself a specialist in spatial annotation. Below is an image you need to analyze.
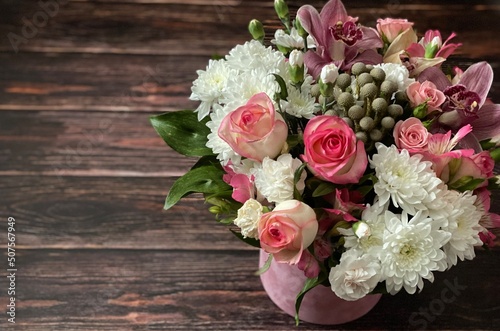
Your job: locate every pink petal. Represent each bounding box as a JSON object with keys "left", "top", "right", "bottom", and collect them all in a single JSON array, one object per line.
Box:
[
  {"left": 297, "top": 5, "right": 327, "bottom": 49},
  {"left": 319, "top": 0, "right": 348, "bottom": 28},
  {"left": 406, "top": 43, "right": 425, "bottom": 57},
  {"left": 343, "top": 49, "right": 382, "bottom": 71},
  {"left": 459, "top": 61, "right": 493, "bottom": 108},
  {"left": 356, "top": 26, "right": 383, "bottom": 49},
  {"left": 472, "top": 103, "right": 500, "bottom": 141},
  {"left": 417, "top": 67, "right": 451, "bottom": 91},
  {"left": 304, "top": 50, "right": 331, "bottom": 78}
]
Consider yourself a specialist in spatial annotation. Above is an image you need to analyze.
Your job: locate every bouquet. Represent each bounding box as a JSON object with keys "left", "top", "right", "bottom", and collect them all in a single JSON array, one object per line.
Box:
[{"left": 151, "top": 0, "right": 500, "bottom": 322}]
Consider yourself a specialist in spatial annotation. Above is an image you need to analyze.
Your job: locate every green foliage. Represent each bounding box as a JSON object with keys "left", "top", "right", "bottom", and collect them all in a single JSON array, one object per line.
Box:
[
  {"left": 230, "top": 230, "right": 261, "bottom": 248},
  {"left": 164, "top": 161, "right": 231, "bottom": 210},
  {"left": 150, "top": 110, "right": 213, "bottom": 157},
  {"left": 294, "top": 273, "right": 328, "bottom": 325}
]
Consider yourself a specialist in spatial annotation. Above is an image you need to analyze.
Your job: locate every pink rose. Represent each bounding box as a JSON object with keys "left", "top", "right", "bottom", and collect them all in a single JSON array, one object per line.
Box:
[
  {"left": 218, "top": 92, "right": 288, "bottom": 162},
  {"left": 258, "top": 200, "right": 318, "bottom": 264},
  {"left": 470, "top": 151, "right": 495, "bottom": 179},
  {"left": 302, "top": 115, "right": 367, "bottom": 184},
  {"left": 376, "top": 18, "right": 414, "bottom": 43},
  {"left": 406, "top": 81, "right": 446, "bottom": 112},
  {"left": 393, "top": 117, "right": 431, "bottom": 153}
]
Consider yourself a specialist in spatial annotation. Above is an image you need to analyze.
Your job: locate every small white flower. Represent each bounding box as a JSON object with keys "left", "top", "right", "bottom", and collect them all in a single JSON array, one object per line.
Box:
[
  {"left": 329, "top": 249, "right": 382, "bottom": 301},
  {"left": 253, "top": 154, "right": 306, "bottom": 204},
  {"left": 370, "top": 144, "right": 443, "bottom": 215},
  {"left": 271, "top": 28, "right": 315, "bottom": 50},
  {"left": 380, "top": 211, "right": 450, "bottom": 295},
  {"left": 189, "top": 59, "right": 236, "bottom": 120},
  {"left": 441, "top": 190, "right": 483, "bottom": 267},
  {"left": 353, "top": 221, "right": 371, "bottom": 238},
  {"left": 234, "top": 199, "right": 263, "bottom": 239},
  {"left": 373, "top": 63, "right": 415, "bottom": 92},
  {"left": 280, "top": 88, "right": 318, "bottom": 119},
  {"left": 320, "top": 63, "right": 339, "bottom": 84}
]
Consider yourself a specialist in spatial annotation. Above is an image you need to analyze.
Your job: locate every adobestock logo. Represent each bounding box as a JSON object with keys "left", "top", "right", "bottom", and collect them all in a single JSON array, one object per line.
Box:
[
  {"left": 408, "top": 277, "right": 467, "bottom": 330},
  {"left": 7, "top": 0, "right": 68, "bottom": 53}
]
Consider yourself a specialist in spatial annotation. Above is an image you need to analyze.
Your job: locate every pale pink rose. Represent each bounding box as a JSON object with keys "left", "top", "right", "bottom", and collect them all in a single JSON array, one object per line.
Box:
[
  {"left": 406, "top": 81, "right": 446, "bottom": 112},
  {"left": 470, "top": 151, "right": 495, "bottom": 179},
  {"left": 393, "top": 117, "right": 431, "bottom": 153},
  {"left": 376, "top": 18, "right": 414, "bottom": 43},
  {"left": 302, "top": 115, "right": 368, "bottom": 184},
  {"left": 258, "top": 200, "right": 318, "bottom": 264},
  {"left": 218, "top": 92, "right": 288, "bottom": 162}
]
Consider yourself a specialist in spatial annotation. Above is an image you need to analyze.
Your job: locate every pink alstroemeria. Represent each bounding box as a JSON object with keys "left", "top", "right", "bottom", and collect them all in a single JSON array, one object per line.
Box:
[
  {"left": 323, "top": 188, "right": 366, "bottom": 222},
  {"left": 297, "top": 0, "right": 383, "bottom": 77},
  {"left": 222, "top": 163, "right": 255, "bottom": 203},
  {"left": 418, "top": 61, "right": 499, "bottom": 142},
  {"left": 402, "top": 30, "right": 462, "bottom": 77},
  {"left": 422, "top": 124, "right": 475, "bottom": 178},
  {"left": 474, "top": 188, "right": 500, "bottom": 247}
]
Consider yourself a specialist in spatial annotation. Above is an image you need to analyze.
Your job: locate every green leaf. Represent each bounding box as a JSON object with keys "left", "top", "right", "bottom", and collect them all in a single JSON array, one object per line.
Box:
[
  {"left": 449, "top": 176, "right": 485, "bottom": 192},
  {"left": 230, "top": 230, "right": 261, "bottom": 248},
  {"left": 312, "top": 181, "right": 336, "bottom": 197},
  {"left": 150, "top": 110, "right": 213, "bottom": 157},
  {"left": 294, "top": 274, "right": 327, "bottom": 325},
  {"left": 272, "top": 74, "right": 288, "bottom": 100},
  {"left": 164, "top": 164, "right": 231, "bottom": 210},
  {"left": 255, "top": 253, "right": 273, "bottom": 275}
]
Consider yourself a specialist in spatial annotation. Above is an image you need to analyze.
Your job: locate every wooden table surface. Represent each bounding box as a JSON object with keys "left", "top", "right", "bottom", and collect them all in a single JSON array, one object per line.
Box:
[{"left": 0, "top": 0, "right": 499, "bottom": 330}]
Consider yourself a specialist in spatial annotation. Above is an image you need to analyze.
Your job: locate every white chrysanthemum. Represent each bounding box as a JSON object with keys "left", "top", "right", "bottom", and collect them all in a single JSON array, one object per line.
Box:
[
  {"left": 220, "top": 69, "right": 279, "bottom": 107},
  {"left": 329, "top": 249, "right": 382, "bottom": 301},
  {"left": 225, "top": 40, "right": 285, "bottom": 73},
  {"left": 205, "top": 104, "right": 241, "bottom": 165},
  {"left": 340, "top": 203, "right": 385, "bottom": 257},
  {"left": 370, "top": 144, "right": 443, "bottom": 215},
  {"left": 189, "top": 59, "right": 236, "bottom": 120},
  {"left": 252, "top": 154, "right": 306, "bottom": 204},
  {"left": 280, "top": 88, "right": 318, "bottom": 119},
  {"left": 271, "top": 28, "right": 316, "bottom": 49},
  {"left": 380, "top": 211, "right": 450, "bottom": 295},
  {"left": 441, "top": 190, "right": 483, "bottom": 267},
  {"left": 233, "top": 199, "right": 263, "bottom": 239},
  {"left": 373, "top": 63, "right": 415, "bottom": 92}
]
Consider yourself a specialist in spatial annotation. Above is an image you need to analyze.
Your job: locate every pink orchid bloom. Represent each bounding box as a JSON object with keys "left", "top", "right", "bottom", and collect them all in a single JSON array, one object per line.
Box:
[
  {"left": 418, "top": 61, "right": 499, "bottom": 142},
  {"left": 297, "top": 0, "right": 383, "bottom": 77},
  {"left": 401, "top": 30, "right": 461, "bottom": 77}
]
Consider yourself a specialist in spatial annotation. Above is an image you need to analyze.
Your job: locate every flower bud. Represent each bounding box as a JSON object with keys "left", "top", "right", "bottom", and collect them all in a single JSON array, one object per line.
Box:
[
  {"left": 294, "top": 18, "right": 308, "bottom": 38},
  {"left": 352, "top": 221, "right": 371, "bottom": 238},
  {"left": 412, "top": 102, "right": 429, "bottom": 119},
  {"left": 320, "top": 63, "right": 339, "bottom": 84},
  {"left": 274, "top": 0, "right": 289, "bottom": 22},
  {"left": 289, "top": 49, "right": 304, "bottom": 67},
  {"left": 248, "top": 19, "right": 265, "bottom": 42}
]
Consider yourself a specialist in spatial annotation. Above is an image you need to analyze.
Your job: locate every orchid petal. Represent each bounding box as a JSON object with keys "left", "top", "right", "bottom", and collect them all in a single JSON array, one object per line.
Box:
[
  {"left": 304, "top": 50, "right": 331, "bottom": 79},
  {"left": 418, "top": 67, "right": 452, "bottom": 91},
  {"left": 459, "top": 61, "right": 493, "bottom": 108},
  {"left": 357, "top": 26, "right": 383, "bottom": 49},
  {"left": 297, "top": 5, "right": 327, "bottom": 49},
  {"left": 319, "top": 0, "right": 348, "bottom": 27},
  {"left": 472, "top": 103, "right": 500, "bottom": 141},
  {"left": 343, "top": 49, "right": 382, "bottom": 70},
  {"left": 383, "top": 28, "right": 418, "bottom": 64}
]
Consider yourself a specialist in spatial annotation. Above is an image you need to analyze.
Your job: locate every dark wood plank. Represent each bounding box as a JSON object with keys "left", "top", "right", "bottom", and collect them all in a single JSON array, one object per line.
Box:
[
  {"left": 0, "top": 249, "right": 498, "bottom": 330},
  {"left": 0, "top": 110, "right": 197, "bottom": 175},
  {"left": 0, "top": 0, "right": 498, "bottom": 57},
  {"left": 0, "top": 176, "right": 252, "bottom": 250}
]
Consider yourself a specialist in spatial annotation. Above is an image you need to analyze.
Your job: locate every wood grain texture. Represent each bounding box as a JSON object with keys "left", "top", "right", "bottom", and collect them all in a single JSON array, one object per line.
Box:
[
  {"left": 1, "top": 0, "right": 500, "bottom": 329},
  {"left": 0, "top": 249, "right": 499, "bottom": 330}
]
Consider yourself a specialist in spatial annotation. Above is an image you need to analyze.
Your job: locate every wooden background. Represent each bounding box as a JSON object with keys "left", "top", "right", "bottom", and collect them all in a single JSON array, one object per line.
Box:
[{"left": 0, "top": 0, "right": 499, "bottom": 330}]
